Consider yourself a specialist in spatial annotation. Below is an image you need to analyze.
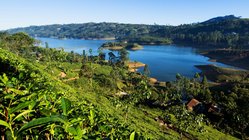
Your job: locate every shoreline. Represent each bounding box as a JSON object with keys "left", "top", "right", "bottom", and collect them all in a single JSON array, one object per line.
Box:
[
  {"left": 195, "top": 64, "right": 249, "bottom": 82},
  {"left": 127, "top": 61, "right": 167, "bottom": 87},
  {"left": 37, "top": 37, "right": 249, "bottom": 82},
  {"left": 200, "top": 50, "right": 249, "bottom": 71}
]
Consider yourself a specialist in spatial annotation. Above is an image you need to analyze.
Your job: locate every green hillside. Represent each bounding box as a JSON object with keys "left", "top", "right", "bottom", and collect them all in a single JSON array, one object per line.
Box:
[
  {"left": 6, "top": 15, "right": 249, "bottom": 48},
  {"left": 0, "top": 32, "right": 243, "bottom": 139}
]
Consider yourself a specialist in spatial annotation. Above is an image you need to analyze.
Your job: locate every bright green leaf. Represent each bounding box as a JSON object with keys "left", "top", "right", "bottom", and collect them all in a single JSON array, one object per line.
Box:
[
  {"left": 0, "top": 119, "right": 10, "bottom": 129},
  {"left": 88, "top": 110, "right": 95, "bottom": 125},
  {"left": 18, "top": 115, "right": 67, "bottom": 134},
  {"left": 130, "top": 131, "right": 136, "bottom": 140},
  {"left": 9, "top": 101, "right": 34, "bottom": 114},
  {"left": 61, "top": 97, "right": 71, "bottom": 116},
  {"left": 12, "top": 110, "right": 34, "bottom": 122}
]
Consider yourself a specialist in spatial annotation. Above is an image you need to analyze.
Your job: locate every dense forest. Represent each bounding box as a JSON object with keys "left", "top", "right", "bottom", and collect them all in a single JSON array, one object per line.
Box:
[
  {"left": 7, "top": 15, "right": 249, "bottom": 48},
  {"left": 0, "top": 32, "right": 249, "bottom": 139},
  {"left": 160, "top": 15, "right": 249, "bottom": 49},
  {"left": 7, "top": 22, "right": 164, "bottom": 40}
]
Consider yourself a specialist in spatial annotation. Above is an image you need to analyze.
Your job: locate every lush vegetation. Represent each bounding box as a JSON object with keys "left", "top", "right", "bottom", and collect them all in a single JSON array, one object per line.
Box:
[
  {"left": 7, "top": 23, "right": 163, "bottom": 41},
  {"left": 196, "top": 65, "right": 249, "bottom": 82},
  {"left": 152, "top": 15, "right": 248, "bottom": 48},
  {"left": 201, "top": 49, "right": 249, "bottom": 70},
  {"left": 121, "top": 36, "right": 172, "bottom": 45},
  {"left": 100, "top": 42, "right": 143, "bottom": 50},
  {"left": 0, "top": 32, "right": 248, "bottom": 139},
  {"left": 7, "top": 15, "right": 249, "bottom": 48},
  {"left": 0, "top": 33, "right": 142, "bottom": 139}
]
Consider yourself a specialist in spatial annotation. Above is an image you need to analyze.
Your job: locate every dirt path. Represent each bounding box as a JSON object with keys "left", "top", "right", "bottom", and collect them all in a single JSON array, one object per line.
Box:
[{"left": 63, "top": 77, "right": 79, "bottom": 82}]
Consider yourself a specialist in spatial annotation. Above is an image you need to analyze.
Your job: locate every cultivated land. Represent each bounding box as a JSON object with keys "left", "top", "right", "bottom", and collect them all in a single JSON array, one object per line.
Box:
[{"left": 1, "top": 15, "right": 249, "bottom": 139}]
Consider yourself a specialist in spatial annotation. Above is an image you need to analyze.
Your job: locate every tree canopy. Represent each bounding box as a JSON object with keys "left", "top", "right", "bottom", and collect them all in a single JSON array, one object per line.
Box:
[{"left": 7, "top": 15, "right": 249, "bottom": 48}]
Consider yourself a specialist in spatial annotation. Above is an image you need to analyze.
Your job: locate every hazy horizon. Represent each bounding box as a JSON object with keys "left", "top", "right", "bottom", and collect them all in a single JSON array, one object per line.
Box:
[{"left": 1, "top": 0, "right": 249, "bottom": 30}]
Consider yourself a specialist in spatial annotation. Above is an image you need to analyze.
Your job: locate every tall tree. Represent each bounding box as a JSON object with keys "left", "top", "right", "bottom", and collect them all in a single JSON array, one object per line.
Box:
[{"left": 118, "top": 48, "right": 129, "bottom": 63}]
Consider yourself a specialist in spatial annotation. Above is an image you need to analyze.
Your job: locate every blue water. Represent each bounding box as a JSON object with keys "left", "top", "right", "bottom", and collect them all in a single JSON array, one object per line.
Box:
[{"left": 37, "top": 37, "right": 235, "bottom": 81}]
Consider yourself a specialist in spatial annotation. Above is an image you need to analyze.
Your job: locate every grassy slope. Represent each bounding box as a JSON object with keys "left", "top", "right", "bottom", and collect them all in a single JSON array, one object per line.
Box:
[
  {"left": 45, "top": 61, "right": 237, "bottom": 140},
  {"left": 0, "top": 48, "right": 238, "bottom": 140}
]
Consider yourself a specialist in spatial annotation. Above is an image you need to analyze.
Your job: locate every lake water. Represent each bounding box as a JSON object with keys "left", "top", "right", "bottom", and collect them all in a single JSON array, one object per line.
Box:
[{"left": 37, "top": 37, "right": 234, "bottom": 81}]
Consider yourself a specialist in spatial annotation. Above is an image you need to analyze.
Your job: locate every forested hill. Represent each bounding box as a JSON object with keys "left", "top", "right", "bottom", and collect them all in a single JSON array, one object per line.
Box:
[
  {"left": 0, "top": 30, "right": 244, "bottom": 140},
  {"left": 161, "top": 15, "right": 249, "bottom": 48},
  {"left": 7, "top": 15, "right": 249, "bottom": 48},
  {"left": 7, "top": 23, "right": 166, "bottom": 40}
]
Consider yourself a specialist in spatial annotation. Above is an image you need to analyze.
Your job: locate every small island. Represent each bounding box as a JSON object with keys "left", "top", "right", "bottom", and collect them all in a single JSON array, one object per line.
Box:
[{"left": 100, "top": 42, "right": 143, "bottom": 51}]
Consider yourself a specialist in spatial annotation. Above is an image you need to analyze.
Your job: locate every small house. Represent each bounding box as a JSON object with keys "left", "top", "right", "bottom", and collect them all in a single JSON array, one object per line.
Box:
[
  {"left": 207, "top": 103, "right": 222, "bottom": 115},
  {"left": 186, "top": 99, "right": 200, "bottom": 111}
]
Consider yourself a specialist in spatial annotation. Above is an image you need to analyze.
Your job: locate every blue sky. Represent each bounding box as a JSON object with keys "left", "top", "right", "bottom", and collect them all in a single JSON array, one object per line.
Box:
[{"left": 1, "top": 0, "right": 249, "bottom": 30}]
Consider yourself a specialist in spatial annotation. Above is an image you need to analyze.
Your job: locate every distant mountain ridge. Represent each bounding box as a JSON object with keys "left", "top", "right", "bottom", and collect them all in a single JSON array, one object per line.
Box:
[
  {"left": 7, "top": 22, "right": 164, "bottom": 39},
  {"left": 6, "top": 15, "right": 249, "bottom": 48},
  {"left": 202, "top": 15, "right": 241, "bottom": 23}
]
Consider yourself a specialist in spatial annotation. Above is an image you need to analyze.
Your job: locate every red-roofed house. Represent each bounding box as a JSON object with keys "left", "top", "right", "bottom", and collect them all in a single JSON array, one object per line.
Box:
[{"left": 186, "top": 99, "right": 200, "bottom": 111}]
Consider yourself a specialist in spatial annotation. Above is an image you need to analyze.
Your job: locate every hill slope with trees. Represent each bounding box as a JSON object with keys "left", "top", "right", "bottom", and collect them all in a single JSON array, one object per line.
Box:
[
  {"left": 7, "top": 15, "right": 249, "bottom": 48},
  {"left": 0, "top": 32, "right": 245, "bottom": 139}
]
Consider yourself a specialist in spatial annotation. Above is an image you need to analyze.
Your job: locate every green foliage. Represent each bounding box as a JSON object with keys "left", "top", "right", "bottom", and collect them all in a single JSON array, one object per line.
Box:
[
  {"left": 101, "top": 42, "right": 126, "bottom": 48},
  {"left": 163, "top": 105, "right": 206, "bottom": 133},
  {"left": 129, "top": 131, "right": 147, "bottom": 140},
  {"left": 100, "top": 42, "right": 144, "bottom": 51},
  {"left": 0, "top": 33, "right": 241, "bottom": 139},
  {"left": 196, "top": 65, "right": 249, "bottom": 82},
  {"left": 61, "top": 97, "right": 71, "bottom": 116},
  {"left": 143, "top": 64, "right": 150, "bottom": 76},
  {"left": 123, "top": 36, "right": 172, "bottom": 45},
  {"left": 0, "top": 48, "right": 136, "bottom": 139},
  {"left": 119, "top": 48, "right": 129, "bottom": 62},
  {"left": 7, "top": 23, "right": 160, "bottom": 40},
  {"left": 18, "top": 116, "right": 66, "bottom": 134},
  {"left": 7, "top": 16, "right": 249, "bottom": 48},
  {"left": 212, "top": 84, "right": 249, "bottom": 138}
]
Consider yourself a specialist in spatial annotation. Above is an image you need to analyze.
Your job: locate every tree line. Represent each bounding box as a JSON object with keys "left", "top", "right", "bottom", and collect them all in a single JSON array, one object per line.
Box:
[{"left": 7, "top": 15, "right": 249, "bottom": 48}]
